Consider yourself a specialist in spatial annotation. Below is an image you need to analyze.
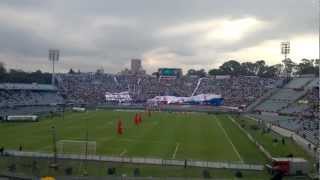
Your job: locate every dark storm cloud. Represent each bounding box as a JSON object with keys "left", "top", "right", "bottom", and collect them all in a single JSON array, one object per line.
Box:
[
  {"left": 0, "top": 23, "right": 51, "bottom": 57},
  {"left": 0, "top": 0, "right": 317, "bottom": 73}
]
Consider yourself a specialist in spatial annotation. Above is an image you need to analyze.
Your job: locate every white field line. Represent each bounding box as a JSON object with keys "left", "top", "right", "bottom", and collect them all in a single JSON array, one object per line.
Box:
[
  {"left": 227, "top": 115, "right": 255, "bottom": 143},
  {"left": 172, "top": 142, "right": 180, "bottom": 159},
  {"left": 228, "top": 115, "right": 273, "bottom": 160},
  {"left": 228, "top": 115, "right": 241, "bottom": 125},
  {"left": 214, "top": 115, "right": 244, "bottom": 163},
  {"left": 120, "top": 149, "right": 127, "bottom": 156}
]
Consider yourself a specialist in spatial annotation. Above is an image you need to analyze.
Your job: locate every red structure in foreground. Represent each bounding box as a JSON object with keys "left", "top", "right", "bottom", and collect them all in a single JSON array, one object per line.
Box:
[{"left": 268, "top": 158, "right": 308, "bottom": 176}]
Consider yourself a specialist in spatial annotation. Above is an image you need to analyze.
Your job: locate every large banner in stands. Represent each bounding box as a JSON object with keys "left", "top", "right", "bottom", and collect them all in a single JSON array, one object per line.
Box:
[
  {"left": 147, "top": 94, "right": 224, "bottom": 106},
  {"left": 105, "top": 91, "right": 132, "bottom": 103}
]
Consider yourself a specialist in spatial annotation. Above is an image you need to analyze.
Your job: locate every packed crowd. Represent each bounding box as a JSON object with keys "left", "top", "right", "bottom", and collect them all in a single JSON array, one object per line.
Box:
[
  {"left": 195, "top": 76, "right": 277, "bottom": 107},
  {"left": 0, "top": 89, "right": 63, "bottom": 107},
  {"left": 57, "top": 73, "right": 278, "bottom": 107}
]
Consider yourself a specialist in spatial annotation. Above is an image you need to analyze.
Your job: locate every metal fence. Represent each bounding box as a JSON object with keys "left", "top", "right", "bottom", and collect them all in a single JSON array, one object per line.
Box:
[{"left": 4, "top": 150, "right": 264, "bottom": 171}]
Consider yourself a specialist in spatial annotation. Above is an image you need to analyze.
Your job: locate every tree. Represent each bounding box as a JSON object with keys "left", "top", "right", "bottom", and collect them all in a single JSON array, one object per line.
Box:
[
  {"left": 240, "top": 62, "right": 256, "bottom": 76},
  {"left": 68, "top": 68, "right": 75, "bottom": 74},
  {"left": 187, "top": 69, "right": 196, "bottom": 76},
  {"left": 282, "top": 58, "right": 296, "bottom": 75},
  {"left": 197, "top": 69, "right": 207, "bottom": 77},
  {"left": 255, "top": 60, "right": 267, "bottom": 76},
  {"left": 315, "top": 59, "right": 320, "bottom": 76},
  {"left": 208, "top": 68, "right": 224, "bottom": 76},
  {"left": 186, "top": 69, "right": 207, "bottom": 77},
  {"left": 152, "top": 72, "right": 159, "bottom": 78},
  {"left": 295, "top": 59, "right": 318, "bottom": 75},
  {"left": 0, "top": 62, "right": 6, "bottom": 81},
  {"left": 0, "top": 69, "right": 51, "bottom": 84},
  {"left": 96, "top": 68, "right": 104, "bottom": 75},
  {"left": 259, "top": 65, "right": 278, "bottom": 78},
  {"left": 0, "top": 62, "right": 6, "bottom": 75},
  {"left": 272, "top": 64, "right": 283, "bottom": 76},
  {"left": 7, "top": 69, "right": 26, "bottom": 82},
  {"left": 209, "top": 60, "right": 277, "bottom": 77},
  {"left": 219, "top": 60, "right": 242, "bottom": 76}
]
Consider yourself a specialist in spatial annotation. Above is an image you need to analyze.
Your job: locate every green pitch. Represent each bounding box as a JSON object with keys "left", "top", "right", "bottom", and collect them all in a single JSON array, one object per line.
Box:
[{"left": 0, "top": 110, "right": 267, "bottom": 163}]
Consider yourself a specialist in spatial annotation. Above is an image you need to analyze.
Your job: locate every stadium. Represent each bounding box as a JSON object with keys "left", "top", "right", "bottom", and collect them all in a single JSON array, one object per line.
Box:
[
  {"left": 0, "top": 1, "right": 319, "bottom": 180},
  {"left": 0, "top": 59, "right": 319, "bottom": 179}
]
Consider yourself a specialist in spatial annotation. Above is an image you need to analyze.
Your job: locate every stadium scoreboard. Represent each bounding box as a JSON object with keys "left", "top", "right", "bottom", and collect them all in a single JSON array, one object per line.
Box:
[{"left": 158, "top": 68, "right": 182, "bottom": 79}]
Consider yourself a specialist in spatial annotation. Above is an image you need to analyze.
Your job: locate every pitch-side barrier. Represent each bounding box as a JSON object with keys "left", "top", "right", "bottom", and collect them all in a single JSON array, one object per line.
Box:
[{"left": 4, "top": 150, "right": 264, "bottom": 171}]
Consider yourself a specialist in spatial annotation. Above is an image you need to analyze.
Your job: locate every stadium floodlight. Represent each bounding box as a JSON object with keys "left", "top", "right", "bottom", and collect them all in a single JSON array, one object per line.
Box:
[
  {"left": 48, "top": 49, "right": 60, "bottom": 86},
  {"left": 281, "top": 41, "right": 290, "bottom": 60}
]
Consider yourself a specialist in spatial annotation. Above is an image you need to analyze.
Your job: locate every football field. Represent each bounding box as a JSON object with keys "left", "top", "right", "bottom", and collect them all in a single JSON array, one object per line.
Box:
[{"left": 0, "top": 110, "right": 266, "bottom": 164}]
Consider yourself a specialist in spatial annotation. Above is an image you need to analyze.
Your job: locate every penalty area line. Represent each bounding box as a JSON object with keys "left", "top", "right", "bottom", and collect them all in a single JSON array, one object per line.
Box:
[{"left": 172, "top": 142, "right": 180, "bottom": 159}]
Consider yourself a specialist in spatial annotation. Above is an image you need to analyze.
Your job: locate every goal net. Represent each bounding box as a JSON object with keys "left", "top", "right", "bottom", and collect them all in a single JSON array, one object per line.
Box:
[{"left": 57, "top": 140, "right": 96, "bottom": 155}]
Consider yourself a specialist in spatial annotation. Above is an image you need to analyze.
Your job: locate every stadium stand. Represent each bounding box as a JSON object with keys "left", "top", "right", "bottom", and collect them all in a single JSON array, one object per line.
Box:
[
  {"left": 0, "top": 83, "right": 63, "bottom": 117},
  {"left": 57, "top": 74, "right": 277, "bottom": 107},
  {"left": 251, "top": 75, "right": 319, "bottom": 145},
  {"left": 0, "top": 74, "right": 317, "bottom": 147},
  {"left": 250, "top": 113, "right": 318, "bottom": 145},
  {"left": 284, "top": 76, "right": 314, "bottom": 89},
  {"left": 255, "top": 76, "right": 318, "bottom": 114}
]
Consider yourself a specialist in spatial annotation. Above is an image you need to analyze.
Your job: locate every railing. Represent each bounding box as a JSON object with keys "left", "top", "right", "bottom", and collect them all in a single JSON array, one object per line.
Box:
[{"left": 4, "top": 150, "right": 264, "bottom": 171}]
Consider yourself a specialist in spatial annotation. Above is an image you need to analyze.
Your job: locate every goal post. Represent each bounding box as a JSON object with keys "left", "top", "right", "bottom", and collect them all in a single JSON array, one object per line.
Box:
[{"left": 57, "top": 140, "right": 96, "bottom": 155}]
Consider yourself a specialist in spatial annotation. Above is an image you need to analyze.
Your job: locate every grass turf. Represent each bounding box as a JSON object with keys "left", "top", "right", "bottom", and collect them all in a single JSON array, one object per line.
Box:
[
  {"left": 0, "top": 110, "right": 313, "bottom": 179},
  {"left": 0, "top": 110, "right": 265, "bottom": 164}
]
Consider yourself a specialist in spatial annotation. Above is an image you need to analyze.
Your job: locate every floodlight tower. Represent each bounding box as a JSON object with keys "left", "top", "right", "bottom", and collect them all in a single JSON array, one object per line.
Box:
[
  {"left": 281, "top": 41, "right": 291, "bottom": 78},
  {"left": 49, "top": 49, "right": 60, "bottom": 86},
  {"left": 281, "top": 41, "right": 290, "bottom": 60}
]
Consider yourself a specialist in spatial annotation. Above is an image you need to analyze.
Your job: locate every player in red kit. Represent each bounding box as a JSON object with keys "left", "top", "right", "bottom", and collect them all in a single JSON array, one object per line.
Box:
[
  {"left": 138, "top": 113, "right": 142, "bottom": 124},
  {"left": 117, "top": 120, "right": 123, "bottom": 135},
  {"left": 134, "top": 114, "right": 139, "bottom": 125}
]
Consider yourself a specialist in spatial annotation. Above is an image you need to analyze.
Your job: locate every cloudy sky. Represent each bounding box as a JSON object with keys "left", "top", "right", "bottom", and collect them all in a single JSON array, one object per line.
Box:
[{"left": 0, "top": 0, "right": 318, "bottom": 73}]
